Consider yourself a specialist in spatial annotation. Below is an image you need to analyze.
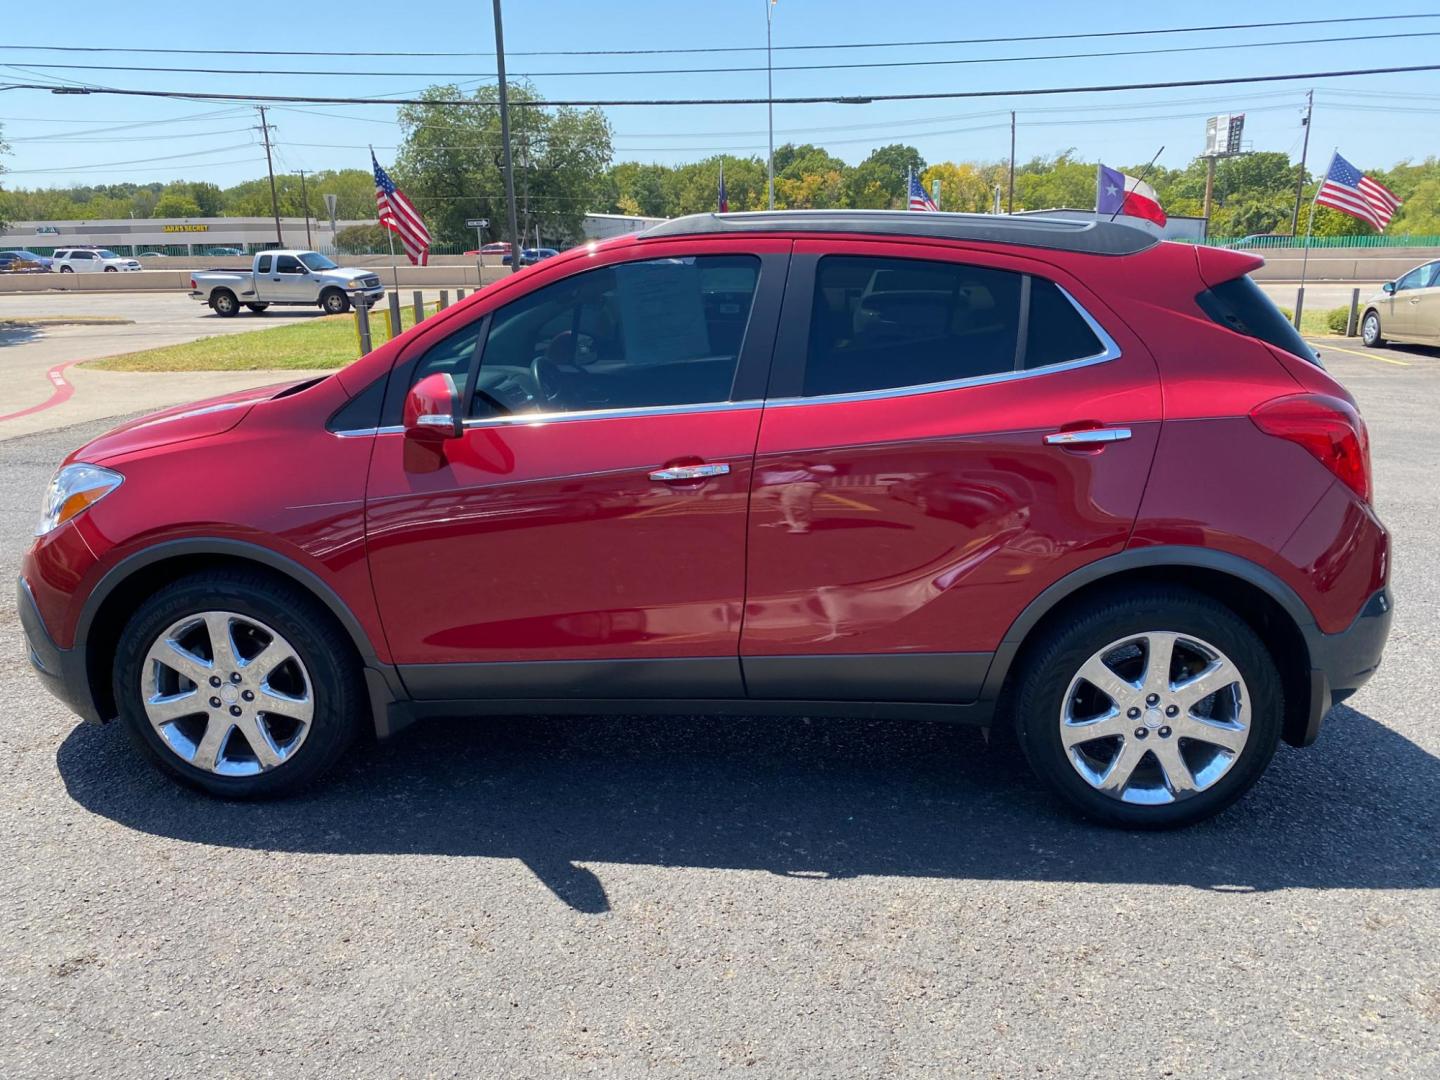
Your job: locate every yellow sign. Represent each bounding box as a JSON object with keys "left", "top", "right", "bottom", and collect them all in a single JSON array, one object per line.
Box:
[{"left": 161, "top": 224, "right": 211, "bottom": 233}]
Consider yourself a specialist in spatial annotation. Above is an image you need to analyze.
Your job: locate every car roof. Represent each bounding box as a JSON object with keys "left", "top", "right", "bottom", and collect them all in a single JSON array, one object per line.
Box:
[{"left": 638, "top": 209, "right": 1159, "bottom": 256}]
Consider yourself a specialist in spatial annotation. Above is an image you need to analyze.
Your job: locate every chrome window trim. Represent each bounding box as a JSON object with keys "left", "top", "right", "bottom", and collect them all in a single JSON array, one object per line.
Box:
[
  {"left": 332, "top": 398, "right": 763, "bottom": 438},
  {"left": 767, "top": 283, "right": 1122, "bottom": 410}
]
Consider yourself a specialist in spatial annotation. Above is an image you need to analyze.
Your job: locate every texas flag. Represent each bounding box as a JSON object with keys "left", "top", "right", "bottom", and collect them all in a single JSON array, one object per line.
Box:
[{"left": 1096, "top": 164, "right": 1167, "bottom": 227}]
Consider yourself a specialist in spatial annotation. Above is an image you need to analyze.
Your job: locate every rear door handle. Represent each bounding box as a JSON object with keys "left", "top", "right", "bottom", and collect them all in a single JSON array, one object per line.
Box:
[
  {"left": 649, "top": 463, "right": 731, "bottom": 481},
  {"left": 1044, "top": 427, "right": 1132, "bottom": 446}
]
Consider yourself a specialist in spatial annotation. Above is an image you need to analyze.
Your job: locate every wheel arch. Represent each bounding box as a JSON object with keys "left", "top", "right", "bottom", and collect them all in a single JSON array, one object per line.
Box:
[
  {"left": 983, "top": 547, "right": 1317, "bottom": 747},
  {"left": 79, "top": 538, "right": 386, "bottom": 723}
]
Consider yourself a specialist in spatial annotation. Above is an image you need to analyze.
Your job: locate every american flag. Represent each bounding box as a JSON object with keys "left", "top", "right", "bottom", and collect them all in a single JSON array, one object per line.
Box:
[
  {"left": 1315, "top": 153, "right": 1401, "bottom": 231},
  {"left": 371, "top": 151, "right": 432, "bottom": 266},
  {"left": 907, "top": 169, "right": 938, "bottom": 212}
]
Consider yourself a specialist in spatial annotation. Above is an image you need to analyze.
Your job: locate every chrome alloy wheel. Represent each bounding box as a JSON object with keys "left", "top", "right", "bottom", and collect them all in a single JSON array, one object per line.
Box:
[
  {"left": 1362, "top": 313, "right": 1381, "bottom": 346},
  {"left": 1059, "top": 632, "right": 1250, "bottom": 806},
  {"left": 140, "top": 611, "right": 314, "bottom": 776}
]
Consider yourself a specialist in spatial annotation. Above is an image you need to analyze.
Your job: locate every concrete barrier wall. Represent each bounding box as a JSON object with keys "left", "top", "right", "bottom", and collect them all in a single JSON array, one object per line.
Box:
[
  {"left": 6, "top": 245, "right": 1434, "bottom": 294},
  {"left": 0, "top": 265, "right": 512, "bottom": 295}
]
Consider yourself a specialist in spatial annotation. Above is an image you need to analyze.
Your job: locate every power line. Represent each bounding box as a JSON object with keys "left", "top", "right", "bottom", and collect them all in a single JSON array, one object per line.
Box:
[
  {"left": 1, "top": 142, "right": 256, "bottom": 174},
  {"left": 268, "top": 88, "right": 1307, "bottom": 139},
  {"left": 0, "top": 13, "right": 1434, "bottom": 58},
  {"left": 5, "top": 155, "right": 265, "bottom": 176},
  {"left": 11, "top": 30, "right": 1440, "bottom": 79},
  {"left": 6, "top": 127, "right": 255, "bottom": 143},
  {"left": 6, "top": 62, "right": 1439, "bottom": 107}
]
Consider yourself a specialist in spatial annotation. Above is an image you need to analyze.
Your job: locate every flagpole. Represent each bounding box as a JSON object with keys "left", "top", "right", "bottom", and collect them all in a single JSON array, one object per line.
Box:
[
  {"left": 372, "top": 145, "right": 402, "bottom": 293},
  {"left": 1294, "top": 149, "right": 1334, "bottom": 330}
]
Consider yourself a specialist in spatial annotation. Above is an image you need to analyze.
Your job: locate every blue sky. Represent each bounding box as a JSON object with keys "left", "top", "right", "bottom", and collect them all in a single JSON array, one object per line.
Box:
[{"left": 2, "top": 0, "right": 1437, "bottom": 189}]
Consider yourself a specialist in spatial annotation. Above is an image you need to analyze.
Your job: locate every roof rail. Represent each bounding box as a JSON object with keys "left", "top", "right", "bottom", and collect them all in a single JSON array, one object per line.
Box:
[{"left": 638, "top": 209, "right": 1159, "bottom": 256}]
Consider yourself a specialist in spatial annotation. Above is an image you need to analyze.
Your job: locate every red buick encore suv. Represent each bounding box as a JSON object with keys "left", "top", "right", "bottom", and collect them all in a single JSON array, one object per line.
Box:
[{"left": 19, "top": 212, "right": 1391, "bottom": 827}]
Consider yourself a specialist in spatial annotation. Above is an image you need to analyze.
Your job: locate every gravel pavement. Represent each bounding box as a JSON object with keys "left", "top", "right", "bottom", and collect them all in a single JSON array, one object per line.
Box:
[{"left": 1, "top": 342, "right": 1437, "bottom": 1078}]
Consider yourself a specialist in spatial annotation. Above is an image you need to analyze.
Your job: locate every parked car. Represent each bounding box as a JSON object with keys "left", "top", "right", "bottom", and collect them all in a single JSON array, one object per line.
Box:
[
  {"left": 20, "top": 210, "right": 1390, "bottom": 827},
  {"left": 1360, "top": 259, "right": 1440, "bottom": 348},
  {"left": 50, "top": 248, "right": 141, "bottom": 273},
  {"left": 138, "top": 252, "right": 169, "bottom": 258},
  {"left": 0, "top": 250, "right": 52, "bottom": 273},
  {"left": 502, "top": 246, "right": 560, "bottom": 266},
  {"left": 466, "top": 242, "right": 511, "bottom": 256},
  {"left": 188, "top": 250, "right": 384, "bottom": 316},
  {"left": 206, "top": 247, "right": 246, "bottom": 257}
]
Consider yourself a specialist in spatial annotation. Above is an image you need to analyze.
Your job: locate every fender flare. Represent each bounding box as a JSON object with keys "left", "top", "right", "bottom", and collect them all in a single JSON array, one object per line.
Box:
[{"left": 975, "top": 545, "right": 1318, "bottom": 703}]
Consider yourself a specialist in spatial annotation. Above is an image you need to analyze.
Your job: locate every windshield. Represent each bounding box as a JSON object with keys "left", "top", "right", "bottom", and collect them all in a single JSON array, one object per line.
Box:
[
  {"left": 95, "top": 250, "right": 120, "bottom": 259},
  {"left": 299, "top": 252, "right": 338, "bottom": 271}
]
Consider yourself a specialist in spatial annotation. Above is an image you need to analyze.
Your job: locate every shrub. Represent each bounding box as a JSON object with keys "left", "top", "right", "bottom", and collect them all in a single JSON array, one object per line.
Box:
[{"left": 1326, "top": 306, "right": 1351, "bottom": 334}]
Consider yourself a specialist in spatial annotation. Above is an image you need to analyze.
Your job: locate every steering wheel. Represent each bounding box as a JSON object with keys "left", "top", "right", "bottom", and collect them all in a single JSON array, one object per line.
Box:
[{"left": 530, "top": 330, "right": 596, "bottom": 406}]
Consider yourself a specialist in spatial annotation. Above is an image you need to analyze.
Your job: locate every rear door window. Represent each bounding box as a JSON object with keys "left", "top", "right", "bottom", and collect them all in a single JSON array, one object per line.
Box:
[
  {"left": 257, "top": 255, "right": 273, "bottom": 274},
  {"left": 1195, "top": 275, "right": 1317, "bottom": 364},
  {"left": 801, "top": 255, "right": 1111, "bottom": 397}
]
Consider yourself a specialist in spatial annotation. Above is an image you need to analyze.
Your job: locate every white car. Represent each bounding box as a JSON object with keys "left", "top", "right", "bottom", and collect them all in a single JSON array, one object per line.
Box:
[{"left": 51, "top": 248, "right": 142, "bottom": 274}]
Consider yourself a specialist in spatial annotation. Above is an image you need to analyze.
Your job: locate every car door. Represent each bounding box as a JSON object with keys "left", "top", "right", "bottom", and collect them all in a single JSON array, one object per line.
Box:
[
  {"left": 739, "top": 240, "right": 1161, "bottom": 703},
  {"left": 269, "top": 254, "right": 312, "bottom": 301},
  {"left": 363, "top": 239, "right": 787, "bottom": 702},
  {"left": 71, "top": 250, "right": 98, "bottom": 273},
  {"left": 1402, "top": 261, "right": 1440, "bottom": 342},
  {"left": 1386, "top": 263, "right": 1430, "bottom": 339}
]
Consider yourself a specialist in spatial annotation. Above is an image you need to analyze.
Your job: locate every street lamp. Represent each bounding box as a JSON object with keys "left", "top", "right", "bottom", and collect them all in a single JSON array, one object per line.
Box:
[{"left": 766, "top": 0, "right": 776, "bottom": 211}]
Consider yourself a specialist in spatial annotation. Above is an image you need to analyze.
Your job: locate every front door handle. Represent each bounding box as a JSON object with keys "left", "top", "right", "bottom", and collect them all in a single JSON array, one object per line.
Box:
[
  {"left": 649, "top": 462, "right": 731, "bottom": 481},
  {"left": 1044, "top": 427, "right": 1133, "bottom": 446}
]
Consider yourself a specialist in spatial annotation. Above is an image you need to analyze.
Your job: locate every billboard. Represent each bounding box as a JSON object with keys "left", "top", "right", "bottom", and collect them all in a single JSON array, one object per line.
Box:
[{"left": 1204, "top": 114, "right": 1246, "bottom": 158}]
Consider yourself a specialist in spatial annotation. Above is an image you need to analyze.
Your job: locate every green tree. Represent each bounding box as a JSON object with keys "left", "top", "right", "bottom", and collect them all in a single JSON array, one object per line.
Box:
[
  {"left": 396, "top": 82, "right": 612, "bottom": 248},
  {"left": 151, "top": 193, "right": 203, "bottom": 218},
  {"left": 846, "top": 144, "right": 926, "bottom": 208},
  {"left": 1012, "top": 151, "right": 1097, "bottom": 211},
  {"left": 921, "top": 161, "right": 1000, "bottom": 213}
]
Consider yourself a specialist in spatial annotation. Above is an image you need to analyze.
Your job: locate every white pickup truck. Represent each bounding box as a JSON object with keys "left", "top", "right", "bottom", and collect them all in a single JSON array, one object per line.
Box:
[{"left": 188, "top": 250, "right": 385, "bottom": 317}]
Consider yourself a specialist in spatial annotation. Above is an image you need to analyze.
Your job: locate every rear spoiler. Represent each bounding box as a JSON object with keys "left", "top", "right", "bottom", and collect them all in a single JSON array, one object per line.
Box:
[{"left": 1193, "top": 245, "right": 1266, "bottom": 289}]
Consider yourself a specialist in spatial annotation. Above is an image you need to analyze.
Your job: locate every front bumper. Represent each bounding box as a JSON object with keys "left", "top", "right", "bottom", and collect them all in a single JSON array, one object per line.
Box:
[
  {"left": 1297, "top": 587, "right": 1392, "bottom": 746},
  {"left": 17, "top": 577, "right": 102, "bottom": 725}
]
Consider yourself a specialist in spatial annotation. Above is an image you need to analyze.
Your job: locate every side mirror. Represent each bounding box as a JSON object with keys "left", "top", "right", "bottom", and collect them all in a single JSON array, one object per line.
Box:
[
  {"left": 403, "top": 372, "right": 464, "bottom": 439},
  {"left": 1383, "top": 281, "right": 1396, "bottom": 294}
]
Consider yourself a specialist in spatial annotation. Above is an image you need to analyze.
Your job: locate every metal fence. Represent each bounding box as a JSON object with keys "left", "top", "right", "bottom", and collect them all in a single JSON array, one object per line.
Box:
[{"left": 1202, "top": 234, "right": 1440, "bottom": 249}]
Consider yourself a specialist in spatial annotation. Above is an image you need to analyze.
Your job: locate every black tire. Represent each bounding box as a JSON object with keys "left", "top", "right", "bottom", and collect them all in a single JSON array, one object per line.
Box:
[
  {"left": 104, "top": 265, "right": 118, "bottom": 273},
  {"left": 246, "top": 303, "right": 270, "bottom": 313},
  {"left": 112, "top": 569, "right": 365, "bottom": 799},
  {"left": 211, "top": 289, "right": 239, "bottom": 317},
  {"left": 320, "top": 288, "right": 350, "bottom": 315},
  {"left": 1361, "top": 310, "right": 1385, "bottom": 347},
  {"left": 1010, "top": 586, "right": 1282, "bottom": 829},
  {"left": 59, "top": 265, "right": 74, "bottom": 273}
]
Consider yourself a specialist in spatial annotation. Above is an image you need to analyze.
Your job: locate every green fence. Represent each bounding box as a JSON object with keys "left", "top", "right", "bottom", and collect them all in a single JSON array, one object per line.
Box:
[{"left": 1203, "top": 234, "right": 1440, "bottom": 250}]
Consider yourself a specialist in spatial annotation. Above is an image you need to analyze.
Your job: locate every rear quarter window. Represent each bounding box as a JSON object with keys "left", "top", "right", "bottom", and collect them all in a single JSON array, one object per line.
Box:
[{"left": 1196, "top": 275, "right": 1318, "bottom": 365}]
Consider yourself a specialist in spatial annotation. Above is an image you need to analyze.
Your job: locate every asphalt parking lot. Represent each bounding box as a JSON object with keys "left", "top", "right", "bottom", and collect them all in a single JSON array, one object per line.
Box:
[{"left": 1, "top": 337, "right": 1437, "bottom": 1077}]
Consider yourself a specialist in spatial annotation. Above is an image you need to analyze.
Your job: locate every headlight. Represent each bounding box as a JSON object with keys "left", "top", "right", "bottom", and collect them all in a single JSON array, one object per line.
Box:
[
  {"left": 36, "top": 463, "right": 123, "bottom": 536},
  {"left": 346, "top": 278, "right": 364, "bottom": 289}
]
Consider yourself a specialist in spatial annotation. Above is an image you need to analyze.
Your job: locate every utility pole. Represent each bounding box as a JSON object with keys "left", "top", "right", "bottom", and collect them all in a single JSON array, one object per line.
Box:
[
  {"left": 297, "top": 169, "right": 313, "bottom": 248},
  {"left": 255, "top": 106, "right": 283, "bottom": 248},
  {"left": 1290, "top": 89, "right": 1314, "bottom": 236},
  {"left": 1007, "top": 111, "right": 1016, "bottom": 214},
  {"left": 1203, "top": 155, "right": 1216, "bottom": 221},
  {"left": 765, "top": 0, "right": 776, "bottom": 210},
  {"left": 492, "top": 0, "right": 522, "bottom": 273}
]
